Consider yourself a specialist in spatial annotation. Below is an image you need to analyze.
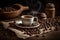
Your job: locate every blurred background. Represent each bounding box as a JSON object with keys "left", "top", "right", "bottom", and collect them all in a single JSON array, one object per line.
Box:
[{"left": 0, "top": 0, "right": 59, "bottom": 16}]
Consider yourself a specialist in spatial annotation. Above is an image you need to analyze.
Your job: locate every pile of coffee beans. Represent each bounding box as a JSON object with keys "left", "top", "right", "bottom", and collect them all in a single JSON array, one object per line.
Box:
[
  {"left": 10, "top": 23, "right": 40, "bottom": 36},
  {"left": 10, "top": 18, "right": 59, "bottom": 37},
  {"left": 22, "top": 28, "right": 40, "bottom": 36},
  {"left": 0, "top": 7, "right": 16, "bottom": 12}
]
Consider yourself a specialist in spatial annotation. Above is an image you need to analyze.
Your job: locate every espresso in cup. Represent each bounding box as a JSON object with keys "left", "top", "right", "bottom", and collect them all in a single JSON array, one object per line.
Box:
[
  {"left": 22, "top": 15, "right": 32, "bottom": 18},
  {"left": 21, "top": 15, "right": 38, "bottom": 26}
]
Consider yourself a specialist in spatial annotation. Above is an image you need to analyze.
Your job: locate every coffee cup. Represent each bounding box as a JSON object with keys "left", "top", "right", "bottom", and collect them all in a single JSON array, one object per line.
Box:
[{"left": 21, "top": 15, "right": 38, "bottom": 26}]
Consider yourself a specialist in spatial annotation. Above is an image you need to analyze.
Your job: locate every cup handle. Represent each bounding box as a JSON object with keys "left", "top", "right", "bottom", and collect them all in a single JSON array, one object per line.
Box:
[{"left": 34, "top": 17, "right": 38, "bottom": 22}]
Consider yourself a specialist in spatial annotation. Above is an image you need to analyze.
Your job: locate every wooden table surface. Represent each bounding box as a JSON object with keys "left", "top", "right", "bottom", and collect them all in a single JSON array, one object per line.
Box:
[{"left": 0, "top": 16, "right": 60, "bottom": 40}]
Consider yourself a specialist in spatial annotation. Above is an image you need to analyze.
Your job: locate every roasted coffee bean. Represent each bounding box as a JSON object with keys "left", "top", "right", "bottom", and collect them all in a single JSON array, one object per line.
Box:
[
  {"left": 35, "top": 35, "right": 39, "bottom": 37},
  {"left": 41, "top": 34, "right": 45, "bottom": 37},
  {"left": 54, "top": 27, "right": 58, "bottom": 31}
]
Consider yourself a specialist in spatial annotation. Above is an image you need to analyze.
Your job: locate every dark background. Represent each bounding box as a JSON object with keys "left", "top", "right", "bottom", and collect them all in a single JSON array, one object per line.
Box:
[{"left": 0, "top": 0, "right": 59, "bottom": 16}]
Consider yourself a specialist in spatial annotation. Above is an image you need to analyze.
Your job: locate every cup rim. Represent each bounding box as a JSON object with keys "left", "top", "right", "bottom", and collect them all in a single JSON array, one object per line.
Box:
[{"left": 21, "top": 15, "right": 33, "bottom": 19}]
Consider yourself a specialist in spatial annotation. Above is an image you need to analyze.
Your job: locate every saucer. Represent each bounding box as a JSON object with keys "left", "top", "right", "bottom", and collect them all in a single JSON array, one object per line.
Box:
[{"left": 15, "top": 21, "right": 40, "bottom": 28}]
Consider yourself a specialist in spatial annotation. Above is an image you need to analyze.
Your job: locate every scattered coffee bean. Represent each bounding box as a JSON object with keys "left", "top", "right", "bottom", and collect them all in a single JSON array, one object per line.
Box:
[{"left": 35, "top": 35, "right": 39, "bottom": 37}]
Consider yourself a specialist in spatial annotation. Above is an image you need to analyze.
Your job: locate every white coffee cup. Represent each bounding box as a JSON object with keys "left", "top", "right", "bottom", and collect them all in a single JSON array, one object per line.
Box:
[{"left": 21, "top": 15, "right": 38, "bottom": 26}]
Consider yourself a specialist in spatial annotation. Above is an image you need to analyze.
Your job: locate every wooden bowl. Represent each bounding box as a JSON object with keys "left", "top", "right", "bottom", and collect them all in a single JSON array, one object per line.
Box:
[{"left": 0, "top": 4, "right": 29, "bottom": 19}]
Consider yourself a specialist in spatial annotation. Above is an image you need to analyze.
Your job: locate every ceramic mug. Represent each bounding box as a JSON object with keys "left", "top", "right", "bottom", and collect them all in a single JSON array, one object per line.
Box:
[{"left": 21, "top": 15, "right": 38, "bottom": 26}]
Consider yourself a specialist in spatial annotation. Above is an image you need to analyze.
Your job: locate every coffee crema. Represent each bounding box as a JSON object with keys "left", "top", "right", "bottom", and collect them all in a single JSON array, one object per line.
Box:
[{"left": 21, "top": 15, "right": 33, "bottom": 19}]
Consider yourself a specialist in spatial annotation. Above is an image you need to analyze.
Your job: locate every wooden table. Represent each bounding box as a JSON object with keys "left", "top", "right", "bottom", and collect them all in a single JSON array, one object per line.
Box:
[{"left": 0, "top": 16, "right": 60, "bottom": 40}]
